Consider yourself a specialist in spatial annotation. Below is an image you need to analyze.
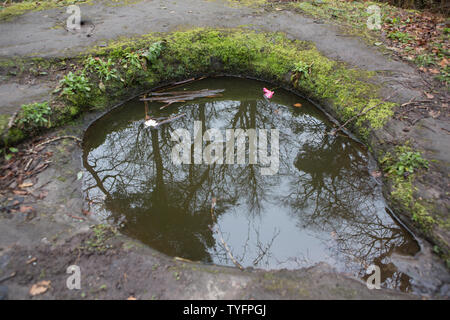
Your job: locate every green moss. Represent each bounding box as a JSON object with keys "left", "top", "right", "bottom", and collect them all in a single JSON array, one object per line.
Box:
[
  {"left": 381, "top": 146, "right": 435, "bottom": 233},
  {"left": 289, "top": 52, "right": 394, "bottom": 140},
  {"left": 223, "top": 0, "right": 267, "bottom": 7},
  {"left": 0, "top": 115, "right": 9, "bottom": 133},
  {"left": 0, "top": 57, "right": 62, "bottom": 81},
  {"left": 9, "top": 128, "right": 24, "bottom": 141},
  {"left": 69, "top": 106, "right": 80, "bottom": 116},
  {"left": 0, "top": 58, "right": 18, "bottom": 68},
  {"left": 438, "top": 218, "right": 450, "bottom": 232},
  {"left": 0, "top": 0, "right": 91, "bottom": 22},
  {"left": 390, "top": 176, "right": 435, "bottom": 231},
  {"left": 0, "top": 1, "right": 38, "bottom": 21},
  {"left": 80, "top": 224, "right": 117, "bottom": 252}
]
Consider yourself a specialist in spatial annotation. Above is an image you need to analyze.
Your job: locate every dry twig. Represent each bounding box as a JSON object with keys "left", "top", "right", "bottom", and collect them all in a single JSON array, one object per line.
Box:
[
  {"left": 330, "top": 95, "right": 395, "bottom": 135},
  {"left": 30, "top": 135, "right": 81, "bottom": 152},
  {"left": 141, "top": 89, "right": 225, "bottom": 110}
]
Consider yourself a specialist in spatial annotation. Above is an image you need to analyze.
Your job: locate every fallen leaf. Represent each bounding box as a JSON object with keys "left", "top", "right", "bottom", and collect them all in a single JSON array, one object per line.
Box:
[
  {"left": 26, "top": 211, "right": 36, "bottom": 221},
  {"left": 293, "top": 103, "right": 302, "bottom": 108},
  {"left": 29, "top": 280, "right": 51, "bottom": 296},
  {"left": 67, "top": 214, "right": 85, "bottom": 221},
  {"left": 26, "top": 257, "right": 37, "bottom": 264},
  {"left": 175, "top": 256, "right": 193, "bottom": 263},
  {"left": 370, "top": 171, "right": 382, "bottom": 178},
  {"left": 38, "top": 191, "right": 48, "bottom": 199},
  {"left": 424, "top": 92, "right": 434, "bottom": 99},
  {"left": 439, "top": 58, "right": 448, "bottom": 67},
  {"left": 429, "top": 110, "right": 440, "bottom": 118},
  {"left": 19, "top": 182, "right": 33, "bottom": 188},
  {"left": 19, "top": 205, "right": 34, "bottom": 213},
  {"left": 429, "top": 68, "right": 439, "bottom": 74}
]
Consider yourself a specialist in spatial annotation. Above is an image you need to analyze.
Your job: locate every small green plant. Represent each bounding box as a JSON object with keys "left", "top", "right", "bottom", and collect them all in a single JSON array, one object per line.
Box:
[
  {"left": 121, "top": 51, "right": 144, "bottom": 84},
  {"left": 436, "top": 66, "right": 449, "bottom": 84},
  {"left": 433, "top": 245, "right": 441, "bottom": 254},
  {"left": 84, "top": 56, "right": 97, "bottom": 70},
  {"left": 414, "top": 54, "right": 435, "bottom": 67},
  {"left": 391, "top": 17, "right": 401, "bottom": 25},
  {"left": 17, "top": 102, "right": 52, "bottom": 129},
  {"left": 385, "top": 151, "right": 429, "bottom": 176},
  {"left": 292, "top": 61, "right": 311, "bottom": 78},
  {"left": 123, "top": 52, "right": 142, "bottom": 70},
  {"left": 387, "top": 31, "right": 413, "bottom": 43},
  {"left": 142, "top": 41, "right": 163, "bottom": 64},
  {"left": 84, "top": 56, "right": 119, "bottom": 81},
  {"left": 3, "top": 147, "right": 18, "bottom": 161},
  {"left": 81, "top": 224, "right": 116, "bottom": 252},
  {"left": 60, "top": 71, "right": 91, "bottom": 105}
]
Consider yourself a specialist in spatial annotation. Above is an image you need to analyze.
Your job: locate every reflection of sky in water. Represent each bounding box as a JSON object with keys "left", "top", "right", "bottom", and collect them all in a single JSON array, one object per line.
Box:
[{"left": 83, "top": 77, "right": 419, "bottom": 292}]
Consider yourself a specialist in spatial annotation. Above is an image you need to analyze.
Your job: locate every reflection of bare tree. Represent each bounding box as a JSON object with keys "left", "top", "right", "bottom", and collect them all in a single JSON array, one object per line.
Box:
[
  {"left": 83, "top": 80, "right": 418, "bottom": 291},
  {"left": 252, "top": 227, "right": 280, "bottom": 267},
  {"left": 83, "top": 97, "right": 281, "bottom": 263},
  {"left": 281, "top": 125, "right": 418, "bottom": 291}
]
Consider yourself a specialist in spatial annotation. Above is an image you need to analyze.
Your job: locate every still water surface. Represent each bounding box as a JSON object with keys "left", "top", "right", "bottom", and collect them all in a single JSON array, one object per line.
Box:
[{"left": 83, "top": 77, "right": 419, "bottom": 291}]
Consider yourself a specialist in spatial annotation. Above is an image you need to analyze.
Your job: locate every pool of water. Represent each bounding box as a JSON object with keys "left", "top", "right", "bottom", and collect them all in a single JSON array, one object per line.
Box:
[{"left": 83, "top": 77, "right": 419, "bottom": 292}]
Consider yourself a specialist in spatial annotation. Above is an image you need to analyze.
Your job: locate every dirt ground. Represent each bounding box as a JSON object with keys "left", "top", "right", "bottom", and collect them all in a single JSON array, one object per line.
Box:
[{"left": 0, "top": 0, "right": 449, "bottom": 300}]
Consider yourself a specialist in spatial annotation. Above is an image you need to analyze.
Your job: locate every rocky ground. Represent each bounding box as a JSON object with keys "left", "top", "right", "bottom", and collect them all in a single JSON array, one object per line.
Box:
[{"left": 0, "top": 0, "right": 448, "bottom": 299}]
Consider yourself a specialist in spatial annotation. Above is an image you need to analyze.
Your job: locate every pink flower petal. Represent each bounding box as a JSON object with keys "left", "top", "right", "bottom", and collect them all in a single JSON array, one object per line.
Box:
[{"left": 263, "top": 88, "right": 274, "bottom": 99}]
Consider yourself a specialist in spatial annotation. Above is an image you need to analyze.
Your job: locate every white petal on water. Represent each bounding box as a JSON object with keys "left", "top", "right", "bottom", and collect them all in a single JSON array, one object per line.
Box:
[{"left": 144, "top": 119, "right": 158, "bottom": 127}]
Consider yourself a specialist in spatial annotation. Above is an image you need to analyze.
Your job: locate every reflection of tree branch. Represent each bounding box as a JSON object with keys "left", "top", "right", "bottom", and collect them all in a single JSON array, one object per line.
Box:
[
  {"left": 83, "top": 83, "right": 416, "bottom": 291},
  {"left": 210, "top": 198, "right": 244, "bottom": 270},
  {"left": 82, "top": 150, "right": 112, "bottom": 198},
  {"left": 253, "top": 227, "right": 280, "bottom": 266}
]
